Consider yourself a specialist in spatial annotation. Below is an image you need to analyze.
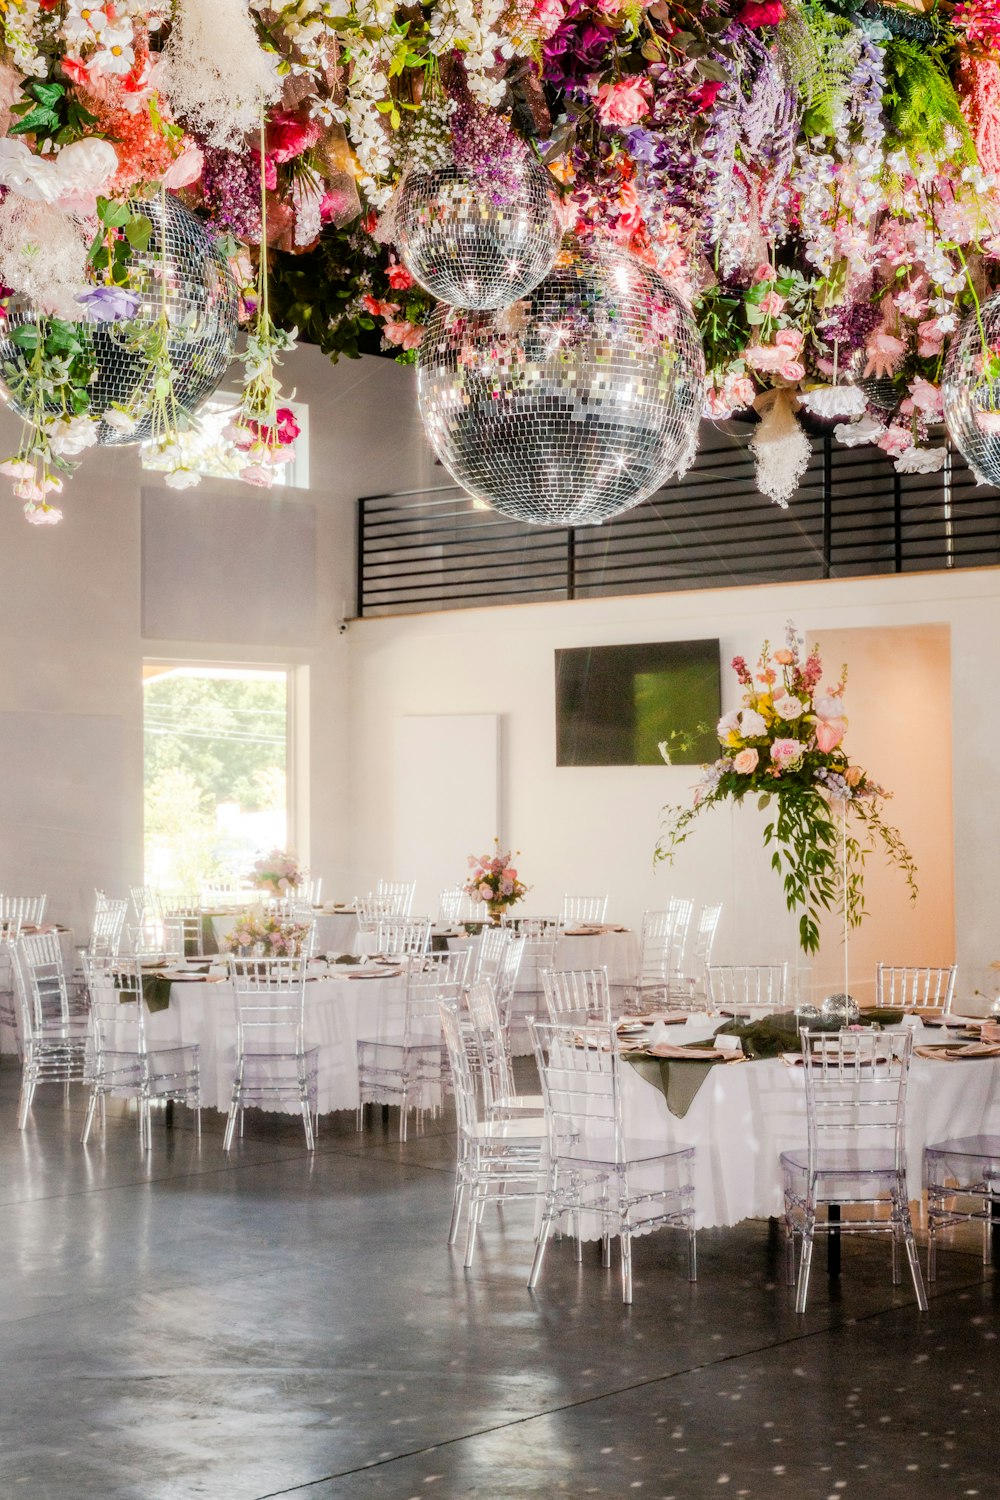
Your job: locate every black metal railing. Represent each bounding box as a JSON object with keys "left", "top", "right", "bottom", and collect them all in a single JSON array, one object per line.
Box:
[{"left": 356, "top": 422, "right": 1000, "bottom": 617}]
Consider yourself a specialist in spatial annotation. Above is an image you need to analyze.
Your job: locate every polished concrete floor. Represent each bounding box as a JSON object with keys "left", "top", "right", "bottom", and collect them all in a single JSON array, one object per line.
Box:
[{"left": 0, "top": 1058, "right": 996, "bottom": 1500}]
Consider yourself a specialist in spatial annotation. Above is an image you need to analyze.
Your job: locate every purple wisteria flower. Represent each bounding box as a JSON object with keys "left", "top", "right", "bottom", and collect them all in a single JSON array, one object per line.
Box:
[{"left": 76, "top": 285, "right": 141, "bottom": 322}]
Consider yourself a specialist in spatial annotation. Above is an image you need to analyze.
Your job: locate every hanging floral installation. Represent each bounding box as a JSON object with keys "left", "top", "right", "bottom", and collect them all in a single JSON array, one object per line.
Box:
[
  {"left": 4, "top": 0, "right": 1000, "bottom": 521},
  {"left": 655, "top": 625, "right": 918, "bottom": 955}
]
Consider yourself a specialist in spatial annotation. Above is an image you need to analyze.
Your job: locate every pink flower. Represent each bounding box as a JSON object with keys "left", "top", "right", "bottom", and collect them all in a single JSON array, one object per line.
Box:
[
  {"left": 733, "top": 748, "right": 759, "bottom": 774},
  {"left": 770, "top": 738, "right": 804, "bottom": 770},
  {"left": 753, "top": 264, "right": 773, "bottom": 282},
  {"left": 275, "top": 407, "right": 300, "bottom": 445},
  {"left": 814, "top": 695, "right": 843, "bottom": 719},
  {"left": 595, "top": 78, "right": 652, "bottom": 128},
  {"left": 691, "top": 80, "right": 723, "bottom": 112},
  {"left": 815, "top": 718, "right": 847, "bottom": 753},
  {"left": 386, "top": 258, "right": 415, "bottom": 291},
  {"left": 877, "top": 425, "right": 911, "bottom": 457},
  {"left": 976, "top": 410, "right": 1000, "bottom": 434},
  {"left": 162, "top": 144, "right": 204, "bottom": 189},
  {"left": 780, "top": 360, "right": 806, "bottom": 382},
  {"left": 863, "top": 332, "right": 906, "bottom": 380},
  {"left": 774, "top": 328, "right": 803, "bottom": 352},
  {"left": 266, "top": 110, "right": 323, "bottom": 164},
  {"left": 759, "top": 290, "right": 785, "bottom": 316},
  {"left": 737, "top": 0, "right": 785, "bottom": 24},
  {"left": 745, "top": 343, "right": 785, "bottom": 373},
  {"left": 383, "top": 319, "right": 423, "bottom": 351},
  {"left": 905, "top": 378, "right": 942, "bottom": 418},
  {"left": 533, "top": 0, "right": 565, "bottom": 36},
  {"left": 478, "top": 883, "right": 492, "bottom": 900},
  {"left": 239, "top": 464, "right": 276, "bottom": 488}
]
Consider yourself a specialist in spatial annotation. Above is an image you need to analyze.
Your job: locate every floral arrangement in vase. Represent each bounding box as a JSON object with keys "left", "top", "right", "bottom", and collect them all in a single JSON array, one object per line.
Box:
[
  {"left": 464, "top": 842, "right": 529, "bottom": 923},
  {"left": 250, "top": 849, "right": 304, "bottom": 895},
  {"left": 656, "top": 624, "right": 918, "bottom": 954},
  {"left": 224, "top": 909, "right": 311, "bottom": 957}
]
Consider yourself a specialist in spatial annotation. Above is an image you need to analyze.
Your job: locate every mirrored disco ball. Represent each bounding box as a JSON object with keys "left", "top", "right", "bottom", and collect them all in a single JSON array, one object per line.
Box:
[
  {"left": 0, "top": 194, "right": 238, "bottom": 445},
  {"left": 943, "top": 292, "right": 1000, "bottom": 484},
  {"left": 417, "top": 240, "right": 705, "bottom": 527},
  {"left": 394, "top": 158, "right": 560, "bottom": 311},
  {"left": 847, "top": 350, "right": 903, "bottom": 421}
]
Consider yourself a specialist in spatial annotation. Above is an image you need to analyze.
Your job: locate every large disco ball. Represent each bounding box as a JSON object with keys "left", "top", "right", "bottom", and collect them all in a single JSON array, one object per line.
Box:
[
  {"left": 0, "top": 194, "right": 238, "bottom": 445},
  {"left": 417, "top": 239, "right": 705, "bottom": 526},
  {"left": 394, "top": 157, "right": 560, "bottom": 310},
  {"left": 943, "top": 292, "right": 1000, "bottom": 484}
]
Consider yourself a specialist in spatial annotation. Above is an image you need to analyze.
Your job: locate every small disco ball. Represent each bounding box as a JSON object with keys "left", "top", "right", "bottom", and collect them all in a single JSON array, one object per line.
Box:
[
  {"left": 417, "top": 239, "right": 705, "bottom": 527},
  {"left": 394, "top": 157, "right": 560, "bottom": 311},
  {"left": 847, "top": 350, "right": 903, "bottom": 421},
  {"left": 0, "top": 194, "right": 238, "bottom": 445},
  {"left": 943, "top": 292, "right": 1000, "bottom": 484}
]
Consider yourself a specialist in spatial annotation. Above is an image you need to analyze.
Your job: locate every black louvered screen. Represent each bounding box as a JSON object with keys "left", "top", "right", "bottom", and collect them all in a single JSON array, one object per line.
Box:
[{"left": 357, "top": 422, "right": 1000, "bottom": 617}]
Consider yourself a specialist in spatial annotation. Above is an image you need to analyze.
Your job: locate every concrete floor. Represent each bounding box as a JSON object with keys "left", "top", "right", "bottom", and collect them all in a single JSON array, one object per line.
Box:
[{"left": 0, "top": 1058, "right": 996, "bottom": 1500}]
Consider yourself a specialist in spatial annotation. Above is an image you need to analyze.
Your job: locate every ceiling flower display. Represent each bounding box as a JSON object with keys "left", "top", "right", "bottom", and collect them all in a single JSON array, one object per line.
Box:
[{"left": 1, "top": 0, "right": 1000, "bottom": 522}]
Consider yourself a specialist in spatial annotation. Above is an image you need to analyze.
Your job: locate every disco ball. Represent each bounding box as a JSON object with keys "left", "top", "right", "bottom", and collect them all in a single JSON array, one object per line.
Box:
[
  {"left": 417, "top": 240, "right": 705, "bottom": 527},
  {"left": 943, "top": 292, "right": 1000, "bottom": 484},
  {"left": 848, "top": 350, "right": 904, "bottom": 421},
  {"left": 0, "top": 194, "right": 238, "bottom": 445},
  {"left": 394, "top": 157, "right": 560, "bottom": 310}
]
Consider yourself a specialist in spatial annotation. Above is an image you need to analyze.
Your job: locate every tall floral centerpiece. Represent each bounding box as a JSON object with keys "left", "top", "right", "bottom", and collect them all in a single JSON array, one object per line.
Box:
[
  {"left": 656, "top": 626, "right": 917, "bottom": 955},
  {"left": 250, "top": 849, "right": 304, "bottom": 896},
  {"left": 464, "top": 842, "right": 528, "bottom": 924}
]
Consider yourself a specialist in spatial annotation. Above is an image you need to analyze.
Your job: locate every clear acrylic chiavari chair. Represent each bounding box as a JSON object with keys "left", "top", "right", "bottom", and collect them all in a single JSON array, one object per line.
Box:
[
  {"left": 375, "top": 917, "right": 432, "bottom": 959},
  {"left": 224, "top": 955, "right": 318, "bottom": 1151},
  {"left": 440, "top": 999, "right": 544, "bottom": 1268},
  {"left": 356, "top": 949, "right": 469, "bottom": 1141},
  {"left": 561, "top": 895, "right": 609, "bottom": 926},
  {"left": 0, "top": 894, "right": 48, "bottom": 927},
  {"left": 0, "top": 913, "right": 23, "bottom": 1053},
  {"left": 541, "top": 966, "right": 613, "bottom": 1026},
  {"left": 465, "top": 979, "right": 542, "bottom": 1120},
  {"left": 874, "top": 963, "right": 957, "bottom": 1013},
  {"left": 706, "top": 963, "right": 788, "bottom": 1015},
  {"left": 81, "top": 954, "right": 201, "bottom": 1149},
  {"left": 473, "top": 925, "right": 513, "bottom": 987},
  {"left": 528, "top": 1017, "right": 697, "bottom": 1304},
  {"left": 375, "top": 879, "right": 416, "bottom": 917},
  {"left": 781, "top": 1027, "right": 926, "bottom": 1313},
  {"left": 90, "top": 897, "right": 128, "bottom": 959},
  {"left": 12, "top": 933, "right": 90, "bottom": 1130}
]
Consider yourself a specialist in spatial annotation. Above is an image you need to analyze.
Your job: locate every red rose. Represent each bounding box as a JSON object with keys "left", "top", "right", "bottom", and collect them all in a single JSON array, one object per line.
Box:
[
  {"left": 736, "top": 1, "right": 785, "bottom": 25},
  {"left": 386, "top": 258, "right": 415, "bottom": 291}
]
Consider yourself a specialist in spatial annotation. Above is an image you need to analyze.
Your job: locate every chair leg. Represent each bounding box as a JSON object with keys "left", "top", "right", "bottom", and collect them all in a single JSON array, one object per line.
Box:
[
  {"left": 447, "top": 1174, "right": 466, "bottom": 1247},
  {"left": 464, "top": 1188, "right": 483, "bottom": 1268},
  {"left": 927, "top": 1208, "right": 938, "bottom": 1282},
  {"left": 81, "top": 1087, "right": 99, "bottom": 1145},
  {"left": 528, "top": 1186, "right": 557, "bottom": 1290},
  {"left": 620, "top": 1231, "right": 633, "bottom": 1305},
  {"left": 17, "top": 1066, "right": 36, "bottom": 1131},
  {"left": 898, "top": 1196, "right": 928, "bottom": 1311},
  {"left": 795, "top": 1212, "right": 815, "bottom": 1314},
  {"left": 300, "top": 1098, "right": 315, "bottom": 1151},
  {"left": 687, "top": 1225, "right": 698, "bottom": 1282},
  {"left": 223, "top": 1093, "right": 239, "bottom": 1152},
  {"left": 601, "top": 1233, "right": 611, "bottom": 1268}
]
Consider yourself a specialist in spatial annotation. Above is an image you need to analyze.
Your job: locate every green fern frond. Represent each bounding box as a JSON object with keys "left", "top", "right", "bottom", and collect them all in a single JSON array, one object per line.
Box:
[
  {"left": 882, "top": 37, "right": 976, "bottom": 165},
  {"left": 778, "top": 0, "right": 855, "bottom": 139}
]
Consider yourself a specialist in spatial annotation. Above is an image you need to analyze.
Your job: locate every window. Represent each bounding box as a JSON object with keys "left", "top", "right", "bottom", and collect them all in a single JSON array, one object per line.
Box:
[
  {"left": 141, "top": 395, "right": 310, "bottom": 488},
  {"left": 143, "top": 664, "right": 291, "bottom": 899}
]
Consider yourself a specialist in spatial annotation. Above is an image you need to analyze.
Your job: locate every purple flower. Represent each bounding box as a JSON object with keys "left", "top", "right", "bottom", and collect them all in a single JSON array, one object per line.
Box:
[{"left": 77, "top": 285, "right": 141, "bottom": 322}]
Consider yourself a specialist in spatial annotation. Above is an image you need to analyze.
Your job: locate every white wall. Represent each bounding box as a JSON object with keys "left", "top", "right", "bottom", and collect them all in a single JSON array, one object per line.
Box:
[
  {"left": 0, "top": 346, "right": 433, "bottom": 933},
  {"left": 344, "top": 569, "right": 999, "bottom": 1006}
]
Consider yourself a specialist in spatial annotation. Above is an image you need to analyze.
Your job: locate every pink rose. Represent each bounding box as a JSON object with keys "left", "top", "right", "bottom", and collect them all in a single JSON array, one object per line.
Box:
[
  {"left": 733, "top": 748, "right": 759, "bottom": 774},
  {"left": 478, "top": 883, "right": 492, "bottom": 900},
  {"left": 753, "top": 264, "right": 773, "bottom": 283},
  {"left": 240, "top": 464, "right": 276, "bottom": 488},
  {"left": 383, "top": 319, "right": 424, "bottom": 351},
  {"left": 774, "top": 328, "right": 803, "bottom": 352},
  {"left": 745, "top": 343, "right": 785, "bottom": 373},
  {"left": 770, "top": 738, "right": 804, "bottom": 770},
  {"left": 759, "top": 291, "right": 785, "bottom": 316},
  {"left": 162, "top": 144, "right": 204, "bottom": 189},
  {"left": 595, "top": 78, "right": 652, "bottom": 128},
  {"left": 780, "top": 360, "right": 806, "bottom": 382},
  {"left": 815, "top": 718, "right": 847, "bottom": 753}
]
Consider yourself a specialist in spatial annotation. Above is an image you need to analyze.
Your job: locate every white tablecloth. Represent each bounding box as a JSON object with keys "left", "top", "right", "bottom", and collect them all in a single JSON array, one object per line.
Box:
[
  {"left": 130, "top": 969, "right": 406, "bottom": 1114},
  {"left": 618, "top": 1017, "right": 1000, "bottom": 1230}
]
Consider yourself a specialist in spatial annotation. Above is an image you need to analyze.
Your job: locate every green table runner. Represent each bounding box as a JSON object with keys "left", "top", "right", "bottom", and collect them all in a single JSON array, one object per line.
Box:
[{"left": 627, "top": 1009, "right": 910, "bottom": 1117}]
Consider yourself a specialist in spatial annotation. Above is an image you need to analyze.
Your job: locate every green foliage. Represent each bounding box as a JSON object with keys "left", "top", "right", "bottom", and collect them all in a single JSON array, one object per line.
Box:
[
  {"left": 883, "top": 38, "right": 975, "bottom": 164},
  {"left": 144, "top": 674, "right": 288, "bottom": 813},
  {"left": 778, "top": 1, "right": 855, "bottom": 140},
  {"left": 8, "top": 76, "right": 98, "bottom": 145}
]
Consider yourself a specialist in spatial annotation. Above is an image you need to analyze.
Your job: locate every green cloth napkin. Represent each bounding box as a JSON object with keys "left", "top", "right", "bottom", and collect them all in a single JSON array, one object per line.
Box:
[
  {"left": 334, "top": 953, "right": 362, "bottom": 965},
  {"left": 114, "top": 972, "right": 173, "bottom": 1014},
  {"left": 625, "top": 1039, "right": 726, "bottom": 1119}
]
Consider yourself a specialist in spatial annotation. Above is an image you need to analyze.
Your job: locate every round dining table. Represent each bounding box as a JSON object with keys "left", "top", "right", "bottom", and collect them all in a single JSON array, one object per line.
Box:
[
  {"left": 121, "top": 962, "right": 406, "bottom": 1115},
  {"left": 616, "top": 1014, "right": 1000, "bottom": 1230}
]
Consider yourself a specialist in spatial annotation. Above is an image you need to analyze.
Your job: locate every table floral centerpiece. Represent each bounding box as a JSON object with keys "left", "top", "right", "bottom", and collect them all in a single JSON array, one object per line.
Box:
[
  {"left": 223, "top": 910, "right": 311, "bottom": 957},
  {"left": 656, "top": 624, "right": 917, "bottom": 955},
  {"left": 250, "top": 849, "right": 305, "bottom": 896},
  {"left": 464, "top": 842, "right": 529, "bottom": 925}
]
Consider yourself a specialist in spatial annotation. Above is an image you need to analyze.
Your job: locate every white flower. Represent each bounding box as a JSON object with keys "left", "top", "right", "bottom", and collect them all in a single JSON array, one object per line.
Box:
[
  {"left": 49, "top": 415, "right": 100, "bottom": 457},
  {"left": 63, "top": 4, "right": 108, "bottom": 40},
  {"left": 798, "top": 384, "right": 867, "bottom": 419},
  {"left": 814, "top": 695, "right": 843, "bottom": 720},
  {"left": 0, "top": 137, "right": 118, "bottom": 210},
  {"left": 772, "top": 694, "right": 804, "bottom": 720},
  {"left": 89, "top": 19, "right": 134, "bottom": 75},
  {"left": 739, "top": 709, "right": 768, "bottom": 738},
  {"left": 834, "top": 414, "right": 885, "bottom": 448},
  {"left": 717, "top": 710, "right": 740, "bottom": 736},
  {"left": 893, "top": 446, "right": 947, "bottom": 475},
  {"left": 103, "top": 407, "right": 138, "bottom": 436},
  {"left": 162, "top": 468, "right": 201, "bottom": 490}
]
